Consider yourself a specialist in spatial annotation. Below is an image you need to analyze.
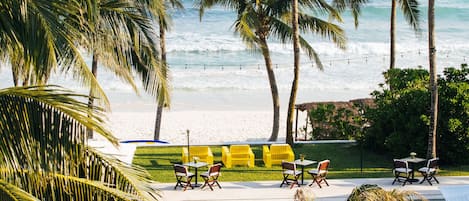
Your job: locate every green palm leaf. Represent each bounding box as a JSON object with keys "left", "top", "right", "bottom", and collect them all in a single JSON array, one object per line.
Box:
[
  {"left": 0, "top": 86, "right": 160, "bottom": 200},
  {"left": 399, "top": 0, "right": 420, "bottom": 31},
  {"left": 0, "top": 179, "right": 39, "bottom": 201}
]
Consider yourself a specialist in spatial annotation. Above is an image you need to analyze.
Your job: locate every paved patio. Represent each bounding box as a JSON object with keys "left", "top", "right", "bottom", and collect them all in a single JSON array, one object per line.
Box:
[{"left": 153, "top": 176, "right": 469, "bottom": 201}]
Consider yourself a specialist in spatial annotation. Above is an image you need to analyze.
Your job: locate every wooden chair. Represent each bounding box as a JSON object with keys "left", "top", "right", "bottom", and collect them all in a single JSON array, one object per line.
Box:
[
  {"left": 263, "top": 144, "right": 295, "bottom": 168},
  {"left": 222, "top": 144, "right": 255, "bottom": 168},
  {"left": 308, "top": 159, "right": 330, "bottom": 188},
  {"left": 182, "top": 146, "right": 214, "bottom": 164},
  {"left": 173, "top": 164, "right": 195, "bottom": 191},
  {"left": 418, "top": 158, "right": 439, "bottom": 185},
  {"left": 392, "top": 159, "right": 413, "bottom": 186},
  {"left": 280, "top": 161, "right": 302, "bottom": 189},
  {"left": 200, "top": 163, "right": 222, "bottom": 191}
]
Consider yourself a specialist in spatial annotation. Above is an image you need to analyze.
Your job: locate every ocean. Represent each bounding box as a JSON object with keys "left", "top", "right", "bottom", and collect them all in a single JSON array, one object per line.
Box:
[{"left": 1, "top": 0, "right": 468, "bottom": 110}]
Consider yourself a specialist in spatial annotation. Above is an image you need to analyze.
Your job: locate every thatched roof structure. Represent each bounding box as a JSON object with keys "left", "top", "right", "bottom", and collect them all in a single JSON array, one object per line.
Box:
[{"left": 295, "top": 98, "right": 375, "bottom": 112}]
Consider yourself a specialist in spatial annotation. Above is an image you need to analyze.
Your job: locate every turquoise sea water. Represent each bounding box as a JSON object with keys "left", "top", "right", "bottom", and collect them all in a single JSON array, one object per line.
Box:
[{"left": 1, "top": 0, "right": 468, "bottom": 106}]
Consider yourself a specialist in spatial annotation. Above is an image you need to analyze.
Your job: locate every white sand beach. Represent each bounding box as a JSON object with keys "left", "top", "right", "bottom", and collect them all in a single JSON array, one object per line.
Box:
[{"left": 104, "top": 89, "right": 372, "bottom": 145}]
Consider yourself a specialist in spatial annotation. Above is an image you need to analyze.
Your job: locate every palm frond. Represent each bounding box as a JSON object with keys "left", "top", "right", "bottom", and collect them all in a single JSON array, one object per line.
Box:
[
  {"left": 0, "top": 170, "right": 152, "bottom": 201},
  {"left": 300, "top": 0, "right": 343, "bottom": 22},
  {"left": 234, "top": 9, "right": 259, "bottom": 50},
  {"left": 399, "top": 0, "right": 420, "bottom": 32},
  {"left": 197, "top": 0, "right": 242, "bottom": 20},
  {"left": 299, "top": 36, "right": 323, "bottom": 70},
  {"left": 0, "top": 179, "right": 39, "bottom": 201},
  {"left": 0, "top": 86, "right": 160, "bottom": 200},
  {"left": 269, "top": 15, "right": 342, "bottom": 69},
  {"left": 332, "top": 0, "right": 369, "bottom": 28},
  {"left": 82, "top": 0, "right": 167, "bottom": 102},
  {"left": 298, "top": 13, "right": 347, "bottom": 49},
  {"left": 85, "top": 147, "right": 161, "bottom": 200}
]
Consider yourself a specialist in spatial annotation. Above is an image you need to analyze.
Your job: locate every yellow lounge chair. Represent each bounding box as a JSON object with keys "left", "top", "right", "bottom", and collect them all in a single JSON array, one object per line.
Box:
[
  {"left": 182, "top": 146, "right": 214, "bottom": 164},
  {"left": 263, "top": 144, "right": 294, "bottom": 168},
  {"left": 222, "top": 144, "right": 255, "bottom": 168}
]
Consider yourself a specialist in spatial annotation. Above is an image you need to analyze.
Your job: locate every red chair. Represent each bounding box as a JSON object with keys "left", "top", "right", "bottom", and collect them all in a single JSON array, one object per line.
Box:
[
  {"left": 173, "top": 164, "right": 195, "bottom": 191},
  {"left": 200, "top": 163, "right": 222, "bottom": 191},
  {"left": 308, "top": 160, "right": 330, "bottom": 188}
]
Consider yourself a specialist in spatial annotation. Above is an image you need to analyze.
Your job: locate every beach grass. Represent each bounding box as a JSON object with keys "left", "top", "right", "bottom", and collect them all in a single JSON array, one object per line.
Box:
[{"left": 132, "top": 143, "right": 469, "bottom": 183}]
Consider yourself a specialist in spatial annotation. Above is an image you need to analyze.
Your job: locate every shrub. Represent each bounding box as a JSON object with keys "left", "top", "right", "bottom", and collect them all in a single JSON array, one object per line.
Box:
[
  {"left": 307, "top": 102, "right": 366, "bottom": 140},
  {"left": 363, "top": 64, "right": 469, "bottom": 164}
]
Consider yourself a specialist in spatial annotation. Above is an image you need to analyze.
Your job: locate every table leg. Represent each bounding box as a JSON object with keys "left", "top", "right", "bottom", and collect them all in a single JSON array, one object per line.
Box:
[
  {"left": 409, "top": 163, "right": 419, "bottom": 183},
  {"left": 301, "top": 166, "right": 305, "bottom": 185},
  {"left": 193, "top": 168, "right": 201, "bottom": 187}
]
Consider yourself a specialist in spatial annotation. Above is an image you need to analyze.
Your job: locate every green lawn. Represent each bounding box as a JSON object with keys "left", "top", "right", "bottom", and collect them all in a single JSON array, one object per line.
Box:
[{"left": 132, "top": 143, "right": 469, "bottom": 183}]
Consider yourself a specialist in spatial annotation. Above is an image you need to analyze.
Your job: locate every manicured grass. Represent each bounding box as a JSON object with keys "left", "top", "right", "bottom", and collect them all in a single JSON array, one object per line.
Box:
[{"left": 132, "top": 143, "right": 469, "bottom": 183}]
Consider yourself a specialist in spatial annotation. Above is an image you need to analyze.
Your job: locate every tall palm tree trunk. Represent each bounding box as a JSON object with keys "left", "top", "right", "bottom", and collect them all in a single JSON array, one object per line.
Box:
[
  {"left": 286, "top": 0, "right": 300, "bottom": 146},
  {"left": 87, "top": 52, "right": 99, "bottom": 139},
  {"left": 390, "top": 0, "right": 396, "bottom": 70},
  {"left": 260, "top": 38, "right": 280, "bottom": 142},
  {"left": 154, "top": 21, "right": 166, "bottom": 140},
  {"left": 427, "top": 0, "right": 437, "bottom": 159}
]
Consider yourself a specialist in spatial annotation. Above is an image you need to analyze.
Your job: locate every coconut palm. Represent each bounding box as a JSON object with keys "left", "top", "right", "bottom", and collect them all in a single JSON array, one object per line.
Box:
[
  {"left": 198, "top": 0, "right": 346, "bottom": 141},
  {"left": 152, "top": 0, "right": 184, "bottom": 140},
  {"left": 389, "top": 0, "right": 420, "bottom": 69},
  {"left": 79, "top": 0, "right": 168, "bottom": 138},
  {"left": 0, "top": 86, "right": 159, "bottom": 200},
  {"left": 427, "top": 0, "right": 437, "bottom": 159},
  {"left": 286, "top": 0, "right": 368, "bottom": 145},
  {"left": 287, "top": 0, "right": 301, "bottom": 145},
  {"left": 0, "top": 0, "right": 108, "bottom": 103}
]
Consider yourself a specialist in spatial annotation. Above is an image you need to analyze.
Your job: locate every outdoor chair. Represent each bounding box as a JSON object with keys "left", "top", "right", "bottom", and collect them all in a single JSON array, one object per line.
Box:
[
  {"left": 263, "top": 144, "right": 295, "bottom": 168},
  {"left": 392, "top": 159, "right": 413, "bottom": 186},
  {"left": 418, "top": 158, "right": 439, "bottom": 185},
  {"left": 222, "top": 144, "right": 255, "bottom": 168},
  {"left": 280, "top": 161, "right": 302, "bottom": 189},
  {"left": 182, "top": 146, "right": 214, "bottom": 164},
  {"left": 200, "top": 163, "right": 222, "bottom": 191},
  {"left": 308, "top": 159, "right": 330, "bottom": 188},
  {"left": 173, "top": 164, "right": 195, "bottom": 191}
]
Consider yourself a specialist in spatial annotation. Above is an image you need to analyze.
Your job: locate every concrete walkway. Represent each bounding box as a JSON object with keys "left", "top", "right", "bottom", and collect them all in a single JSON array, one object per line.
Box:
[{"left": 153, "top": 176, "right": 469, "bottom": 201}]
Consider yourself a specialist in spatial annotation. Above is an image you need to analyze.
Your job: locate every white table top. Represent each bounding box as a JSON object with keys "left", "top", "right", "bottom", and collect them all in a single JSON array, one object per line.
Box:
[
  {"left": 294, "top": 159, "right": 317, "bottom": 166},
  {"left": 400, "top": 157, "right": 426, "bottom": 163},
  {"left": 184, "top": 161, "right": 208, "bottom": 168}
]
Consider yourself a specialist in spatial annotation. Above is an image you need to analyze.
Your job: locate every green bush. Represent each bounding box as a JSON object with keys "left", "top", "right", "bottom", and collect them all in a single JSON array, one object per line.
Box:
[
  {"left": 363, "top": 64, "right": 469, "bottom": 164},
  {"left": 308, "top": 103, "right": 364, "bottom": 140}
]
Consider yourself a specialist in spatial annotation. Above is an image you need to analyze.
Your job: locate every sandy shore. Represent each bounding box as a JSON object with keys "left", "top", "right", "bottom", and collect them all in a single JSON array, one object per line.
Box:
[
  {"left": 103, "top": 89, "right": 371, "bottom": 145},
  {"left": 109, "top": 110, "right": 288, "bottom": 145}
]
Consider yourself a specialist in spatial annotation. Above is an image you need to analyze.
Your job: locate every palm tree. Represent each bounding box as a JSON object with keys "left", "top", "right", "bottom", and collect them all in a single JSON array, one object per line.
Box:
[
  {"left": 286, "top": 0, "right": 301, "bottom": 145},
  {"left": 427, "top": 0, "right": 437, "bottom": 159},
  {"left": 198, "top": 0, "right": 346, "bottom": 142},
  {"left": 0, "top": 0, "right": 108, "bottom": 102},
  {"left": 153, "top": 0, "right": 184, "bottom": 140},
  {"left": 389, "top": 0, "right": 420, "bottom": 69},
  {"left": 286, "top": 0, "right": 368, "bottom": 145},
  {"left": 0, "top": 86, "right": 159, "bottom": 200},
  {"left": 79, "top": 0, "right": 167, "bottom": 138}
]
